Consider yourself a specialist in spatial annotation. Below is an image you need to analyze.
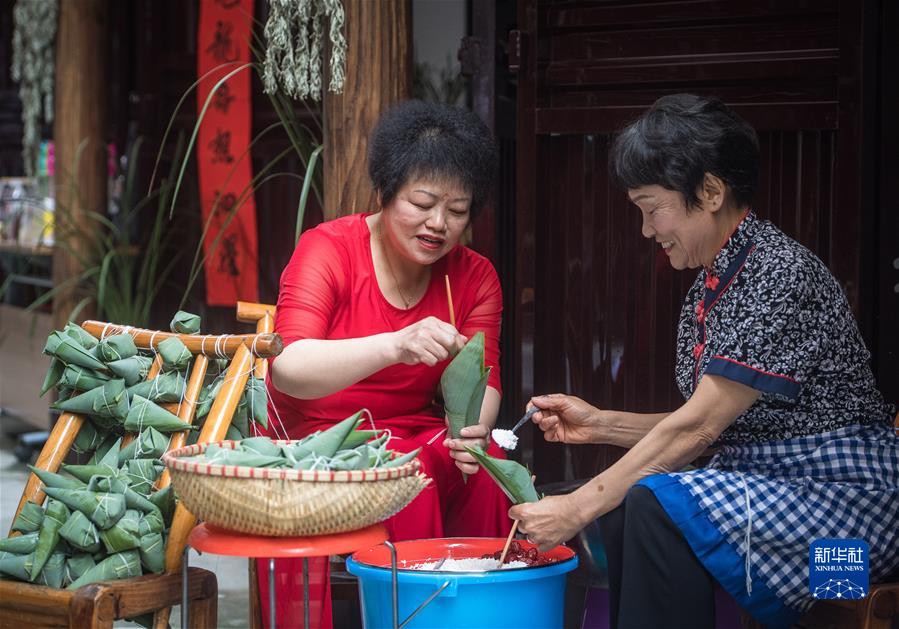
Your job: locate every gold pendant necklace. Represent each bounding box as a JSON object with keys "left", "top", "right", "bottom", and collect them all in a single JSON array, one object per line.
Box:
[{"left": 379, "top": 220, "right": 414, "bottom": 309}]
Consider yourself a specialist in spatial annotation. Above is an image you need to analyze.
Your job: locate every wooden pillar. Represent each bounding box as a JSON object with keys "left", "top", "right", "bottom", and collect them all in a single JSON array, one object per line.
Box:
[
  {"left": 53, "top": 0, "right": 108, "bottom": 329},
  {"left": 323, "top": 0, "right": 411, "bottom": 220}
]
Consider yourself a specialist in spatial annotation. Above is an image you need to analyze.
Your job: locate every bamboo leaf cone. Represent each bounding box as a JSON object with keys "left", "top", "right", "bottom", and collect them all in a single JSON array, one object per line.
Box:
[
  {"left": 11, "top": 501, "right": 44, "bottom": 533},
  {"left": 118, "top": 426, "right": 170, "bottom": 464},
  {"left": 47, "top": 336, "right": 108, "bottom": 371},
  {"left": 107, "top": 355, "right": 154, "bottom": 385},
  {"left": 169, "top": 310, "right": 201, "bottom": 334},
  {"left": 27, "top": 465, "right": 86, "bottom": 490},
  {"left": 58, "top": 510, "right": 103, "bottom": 553},
  {"left": 66, "top": 550, "right": 141, "bottom": 590},
  {"left": 0, "top": 531, "right": 39, "bottom": 554},
  {"left": 124, "top": 395, "right": 194, "bottom": 432},
  {"left": 157, "top": 336, "right": 191, "bottom": 372},
  {"left": 59, "top": 365, "right": 110, "bottom": 391},
  {"left": 97, "top": 333, "right": 139, "bottom": 362},
  {"left": 30, "top": 499, "right": 69, "bottom": 580},
  {"left": 36, "top": 552, "right": 66, "bottom": 588},
  {"left": 40, "top": 358, "right": 65, "bottom": 396},
  {"left": 52, "top": 380, "right": 116, "bottom": 416},
  {"left": 43, "top": 487, "right": 127, "bottom": 530},
  {"left": 441, "top": 332, "right": 490, "bottom": 439},
  {"left": 64, "top": 322, "right": 99, "bottom": 349},
  {"left": 0, "top": 552, "right": 34, "bottom": 581},
  {"left": 62, "top": 462, "right": 120, "bottom": 484},
  {"left": 64, "top": 554, "right": 96, "bottom": 584}
]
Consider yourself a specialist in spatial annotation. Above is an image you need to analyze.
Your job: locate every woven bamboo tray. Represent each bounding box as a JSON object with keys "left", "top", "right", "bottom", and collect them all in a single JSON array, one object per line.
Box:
[{"left": 163, "top": 441, "right": 430, "bottom": 536}]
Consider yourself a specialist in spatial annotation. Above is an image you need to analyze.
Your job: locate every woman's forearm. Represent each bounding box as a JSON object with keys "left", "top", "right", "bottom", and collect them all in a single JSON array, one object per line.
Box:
[
  {"left": 574, "top": 376, "right": 761, "bottom": 523},
  {"left": 271, "top": 335, "right": 397, "bottom": 399},
  {"left": 598, "top": 410, "right": 671, "bottom": 448},
  {"left": 478, "top": 386, "right": 501, "bottom": 430}
]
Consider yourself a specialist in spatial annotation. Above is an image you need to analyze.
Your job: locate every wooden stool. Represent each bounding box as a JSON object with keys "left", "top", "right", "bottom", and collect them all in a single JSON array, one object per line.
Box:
[{"left": 184, "top": 523, "right": 388, "bottom": 629}]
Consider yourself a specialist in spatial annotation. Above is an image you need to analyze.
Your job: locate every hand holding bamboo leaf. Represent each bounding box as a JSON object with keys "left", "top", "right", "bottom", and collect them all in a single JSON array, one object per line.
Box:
[
  {"left": 391, "top": 316, "right": 466, "bottom": 367},
  {"left": 509, "top": 493, "right": 589, "bottom": 553}
]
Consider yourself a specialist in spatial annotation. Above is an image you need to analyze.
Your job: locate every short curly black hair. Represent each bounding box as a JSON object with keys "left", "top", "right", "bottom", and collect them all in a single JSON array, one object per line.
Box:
[
  {"left": 610, "top": 94, "right": 759, "bottom": 208},
  {"left": 368, "top": 100, "right": 498, "bottom": 219}
]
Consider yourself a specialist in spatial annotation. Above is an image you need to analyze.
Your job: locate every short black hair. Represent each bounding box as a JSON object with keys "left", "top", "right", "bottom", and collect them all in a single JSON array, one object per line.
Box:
[
  {"left": 610, "top": 94, "right": 759, "bottom": 208},
  {"left": 368, "top": 100, "right": 498, "bottom": 219}
]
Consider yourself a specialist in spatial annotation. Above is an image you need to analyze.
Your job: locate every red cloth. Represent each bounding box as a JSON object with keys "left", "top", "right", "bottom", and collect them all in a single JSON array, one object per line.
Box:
[
  {"left": 258, "top": 214, "right": 512, "bottom": 628},
  {"left": 196, "top": 0, "right": 259, "bottom": 305}
]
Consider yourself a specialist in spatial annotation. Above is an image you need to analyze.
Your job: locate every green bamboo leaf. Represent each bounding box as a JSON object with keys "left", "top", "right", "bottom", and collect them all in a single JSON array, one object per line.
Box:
[
  {"left": 441, "top": 332, "right": 489, "bottom": 438},
  {"left": 66, "top": 550, "right": 141, "bottom": 590},
  {"left": 462, "top": 445, "right": 539, "bottom": 504},
  {"left": 148, "top": 63, "right": 242, "bottom": 192},
  {"left": 170, "top": 63, "right": 255, "bottom": 218},
  {"left": 296, "top": 144, "right": 324, "bottom": 244}
]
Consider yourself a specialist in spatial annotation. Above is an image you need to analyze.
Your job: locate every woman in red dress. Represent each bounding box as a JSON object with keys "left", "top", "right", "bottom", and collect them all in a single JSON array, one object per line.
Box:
[{"left": 260, "top": 101, "right": 512, "bottom": 628}]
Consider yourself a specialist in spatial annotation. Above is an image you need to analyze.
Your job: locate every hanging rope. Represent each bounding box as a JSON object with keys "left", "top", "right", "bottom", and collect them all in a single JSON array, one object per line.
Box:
[
  {"left": 262, "top": 0, "right": 346, "bottom": 101},
  {"left": 11, "top": 0, "right": 58, "bottom": 177}
]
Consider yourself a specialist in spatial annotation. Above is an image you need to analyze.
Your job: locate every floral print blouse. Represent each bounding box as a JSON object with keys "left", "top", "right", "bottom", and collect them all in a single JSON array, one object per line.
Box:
[{"left": 675, "top": 212, "right": 894, "bottom": 444}]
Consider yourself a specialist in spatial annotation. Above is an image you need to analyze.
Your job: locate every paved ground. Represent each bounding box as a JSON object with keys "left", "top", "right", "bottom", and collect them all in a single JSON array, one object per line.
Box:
[{"left": 0, "top": 420, "right": 252, "bottom": 628}]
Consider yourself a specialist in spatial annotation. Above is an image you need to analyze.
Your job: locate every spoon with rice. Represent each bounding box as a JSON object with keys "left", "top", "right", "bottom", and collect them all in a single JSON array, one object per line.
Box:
[{"left": 491, "top": 406, "right": 540, "bottom": 451}]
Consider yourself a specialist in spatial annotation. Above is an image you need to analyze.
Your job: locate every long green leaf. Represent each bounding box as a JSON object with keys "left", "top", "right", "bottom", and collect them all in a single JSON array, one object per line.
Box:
[
  {"left": 169, "top": 63, "right": 255, "bottom": 218},
  {"left": 296, "top": 144, "right": 324, "bottom": 244},
  {"left": 147, "top": 62, "right": 243, "bottom": 193}
]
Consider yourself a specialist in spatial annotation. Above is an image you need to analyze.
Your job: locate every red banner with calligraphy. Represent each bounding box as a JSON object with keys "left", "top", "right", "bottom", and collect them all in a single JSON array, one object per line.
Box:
[{"left": 196, "top": 0, "right": 258, "bottom": 305}]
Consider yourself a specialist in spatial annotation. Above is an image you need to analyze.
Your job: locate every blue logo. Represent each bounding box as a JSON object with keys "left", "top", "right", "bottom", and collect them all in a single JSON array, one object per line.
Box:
[{"left": 809, "top": 539, "right": 869, "bottom": 599}]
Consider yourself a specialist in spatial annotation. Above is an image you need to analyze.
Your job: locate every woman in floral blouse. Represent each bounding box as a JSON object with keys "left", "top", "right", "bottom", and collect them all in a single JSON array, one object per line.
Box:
[{"left": 511, "top": 94, "right": 898, "bottom": 628}]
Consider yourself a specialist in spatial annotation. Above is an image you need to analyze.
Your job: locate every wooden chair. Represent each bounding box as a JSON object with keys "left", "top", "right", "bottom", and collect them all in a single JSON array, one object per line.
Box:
[
  {"left": 0, "top": 320, "right": 282, "bottom": 629},
  {"left": 740, "top": 584, "right": 899, "bottom": 629}
]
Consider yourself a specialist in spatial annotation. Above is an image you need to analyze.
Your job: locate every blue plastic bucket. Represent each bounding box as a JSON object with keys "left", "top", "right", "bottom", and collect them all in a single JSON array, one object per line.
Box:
[{"left": 347, "top": 537, "right": 578, "bottom": 628}]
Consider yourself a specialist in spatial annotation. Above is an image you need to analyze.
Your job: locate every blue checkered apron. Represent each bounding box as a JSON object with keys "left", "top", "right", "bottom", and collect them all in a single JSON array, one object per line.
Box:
[{"left": 639, "top": 423, "right": 899, "bottom": 628}]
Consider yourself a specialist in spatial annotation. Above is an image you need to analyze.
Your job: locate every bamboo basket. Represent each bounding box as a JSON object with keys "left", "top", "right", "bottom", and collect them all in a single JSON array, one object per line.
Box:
[{"left": 163, "top": 440, "right": 431, "bottom": 536}]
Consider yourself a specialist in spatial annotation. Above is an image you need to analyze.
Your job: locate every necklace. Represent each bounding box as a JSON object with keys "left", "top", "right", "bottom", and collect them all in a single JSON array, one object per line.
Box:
[{"left": 378, "top": 219, "right": 414, "bottom": 309}]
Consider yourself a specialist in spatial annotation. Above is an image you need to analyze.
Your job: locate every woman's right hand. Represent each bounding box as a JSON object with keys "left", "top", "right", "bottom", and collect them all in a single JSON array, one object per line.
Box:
[
  {"left": 390, "top": 316, "right": 467, "bottom": 367},
  {"left": 528, "top": 394, "right": 602, "bottom": 444}
]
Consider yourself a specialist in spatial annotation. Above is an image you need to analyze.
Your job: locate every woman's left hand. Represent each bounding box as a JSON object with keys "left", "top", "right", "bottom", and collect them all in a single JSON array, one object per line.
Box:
[
  {"left": 443, "top": 423, "right": 490, "bottom": 475},
  {"left": 509, "top": 494, "right": 585, "bottom": 552}
]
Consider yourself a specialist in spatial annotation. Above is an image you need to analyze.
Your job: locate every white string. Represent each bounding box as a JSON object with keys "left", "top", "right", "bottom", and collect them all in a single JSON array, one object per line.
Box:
[
  {"left": 148, "top": 330, "right": 161, "bottom": 355},
  {"left": 128, "top": 459, "right": 157, "bottom": 493},
  {"left": 215, "top": 334, "right": 231, "bottom": 359},
  {"left": 743, "top": 473, "right": 753, "bottom": 596},
  {"left": 100, "top": 322, "right": 113, "bottom": 340},
  {"left": 253, "top": 372, "right": 289, "bottom": 441},
  {"left": 360, "top": 407, "right": 376, "bottom": 431}
]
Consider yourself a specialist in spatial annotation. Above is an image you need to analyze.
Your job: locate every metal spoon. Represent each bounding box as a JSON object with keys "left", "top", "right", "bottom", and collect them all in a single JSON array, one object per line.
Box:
[
  {"left": 511, "top": 406, "right": 540, "bottom": 434},
  {"left": 491, "top": 406, "right": 540, "bottom": 451}
]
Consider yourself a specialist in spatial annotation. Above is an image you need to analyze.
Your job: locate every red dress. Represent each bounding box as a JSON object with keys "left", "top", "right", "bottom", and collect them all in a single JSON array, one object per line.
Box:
[{"left": 258, "top": 214, "right": 513, "bottom": 628}]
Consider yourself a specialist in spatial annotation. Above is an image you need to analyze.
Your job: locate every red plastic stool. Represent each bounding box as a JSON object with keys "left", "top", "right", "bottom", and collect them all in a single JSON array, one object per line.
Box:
[{"left": 183, "top": 523, "right": 388, "bottom": 629}]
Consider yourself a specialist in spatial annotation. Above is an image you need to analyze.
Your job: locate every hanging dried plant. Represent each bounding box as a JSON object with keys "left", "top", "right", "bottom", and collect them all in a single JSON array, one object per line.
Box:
[
  {"left": 262, "top": 0, "right": 347, "bottom": 101},
  {"left": 11, "top": 0, "right": 58, "bottom": 176}
]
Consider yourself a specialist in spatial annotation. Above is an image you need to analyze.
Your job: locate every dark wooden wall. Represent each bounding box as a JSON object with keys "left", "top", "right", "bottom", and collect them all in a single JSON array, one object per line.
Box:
[
  {"left": 0, "top": 0, "right": 321, "bottom": 332},
  {"left": 514, "top": 0, "right": 896, "bottom": 482},
  {"left": 0, "top": 1, "right": 23, "bottom": 176}
]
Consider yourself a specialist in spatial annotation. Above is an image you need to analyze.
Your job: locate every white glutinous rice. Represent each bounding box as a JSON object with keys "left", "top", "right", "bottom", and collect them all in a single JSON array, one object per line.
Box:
[
  {"left": 411, "top": 558, "right": 529, "bottom": 571},
  {"left": 491, "top": 428, "right": 518, "bottom": 450}
]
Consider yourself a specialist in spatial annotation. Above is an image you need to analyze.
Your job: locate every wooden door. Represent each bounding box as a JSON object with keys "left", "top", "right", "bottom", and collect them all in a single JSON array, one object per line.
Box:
[{"left": 514, "top": 0, "right": 888, "bottom": 482}]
